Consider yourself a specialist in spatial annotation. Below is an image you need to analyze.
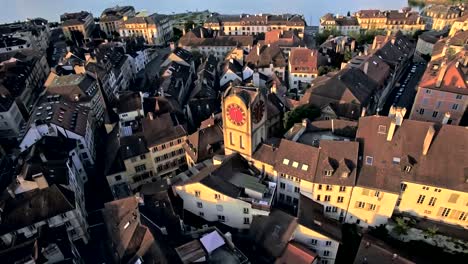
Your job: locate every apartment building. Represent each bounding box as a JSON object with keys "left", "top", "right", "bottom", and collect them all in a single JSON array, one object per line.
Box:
[
  {"left": 19, "top": 96, "right": 95, "bottom": 166},
  {"left": 0, "top": 18, "right": 50, "bottom": 54},
  {"left": 252, "top": 201, "right": 340, "bottom": 264},
  {"left": 245, "top": 44, "right": 287, "bottom": 81},
  {"left": 409, "top": 32, "right": 467, "bottom": 125},
  {"left": 119, "top": 13, "right": 173, "bottom": 45},
  {"left": 99, "top": 5, "right": 135, "bottom": 37},
  {"left": 289, "top": 47, "right": 320, "bottom": 90},
  {"left": 319, "top": 14, "right": 361, "bottom": 34},
  {"left": 0, "top": 50, "right": 50, "bottom": 114},
  {"left": 423, "top": 4, "right": 465, "bottom": 31},
  {"left": 105, "top": 92, "right": 187, "bottom": 198},
  {"left": 102, "top": 196, "right": 164, "bottom": 263},
  {"left": 350, "top": 115, "right": 468, "bottom": 228},
  {"left": 355, "top": 8, "right": 425, "bottom": 34},
  {"left": 219, "top": 85, "right": 468, "bottom": 230},
  {"left": 45, "top": 73, "right": 106, "bottom": 124},
  {"left": 204, "top": 13, "right": 306, "bottom": 37},
  {"left": 0, "top": 225, "right": 83, "bottom": 264},
  {"left": 449, "top": 14, "right": 468, "bottom": 37},
  {"left": 61, "top": 11, "right": 95, "bottom": 40},
  {"left": 0, "top": 94, "right": 25, "bottom": 139},
  {"left": 174, "top": 153, "right": 276, "bottom": 229},
  {"left": 178, "top": 26, "right": 254, "bottom": 61},
  {"left": 0, "top": 184, "right": 89, "bottom": 247},
  {"left": 263, "top": 29, "right": 304, "bottom": 56}
]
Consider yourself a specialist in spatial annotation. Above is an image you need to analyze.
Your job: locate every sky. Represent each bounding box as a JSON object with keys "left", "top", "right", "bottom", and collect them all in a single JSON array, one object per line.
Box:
[{"left": 0, "top": 0, "right": 409, "bottom": 25}]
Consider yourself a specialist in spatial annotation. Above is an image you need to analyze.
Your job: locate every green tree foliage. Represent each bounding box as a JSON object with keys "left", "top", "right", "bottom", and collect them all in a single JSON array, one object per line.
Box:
[
  {"left": 349, "top": 30, "right": 385, "bottom": 46},
  {"left": 393, "top": 217, "right": 410, "bottom": 236},
  {"left": 283, "top": 105, "right": 320, "bottom": 131},
  {"left": 315, "top": 29, "right": 341, "bottom": 46},
  {"left": 344, "top": 50, "right": 353, "bottom": 62},
  {"left": 318, "top": 66, "right": 338, "bottom": 76}
]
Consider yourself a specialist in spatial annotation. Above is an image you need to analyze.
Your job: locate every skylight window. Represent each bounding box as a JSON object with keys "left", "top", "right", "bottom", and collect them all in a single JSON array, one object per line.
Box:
[
  {"left": 392, "top": 157, "right": 401, "bottom": 164},
  {"left": 365, "top": 156, "right": 374, "bottom": 165},
  {"left": 292, "top": 161, "right": 299, "bottom": 168},
  {"left": 301, "top": 164, "right": 309, "bottom": 171},
  {"left": 283, "top": 159, "right": 290, "bottom": 165}
]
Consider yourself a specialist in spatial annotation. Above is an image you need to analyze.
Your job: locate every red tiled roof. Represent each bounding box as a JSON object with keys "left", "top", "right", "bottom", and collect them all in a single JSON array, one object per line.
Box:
[{"left": 289, "top": 48, "right": 319, "bottom": 74}]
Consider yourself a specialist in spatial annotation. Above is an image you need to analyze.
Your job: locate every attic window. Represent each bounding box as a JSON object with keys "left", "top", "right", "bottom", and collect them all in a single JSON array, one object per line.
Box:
[
  {"left": 392, "top": 157, "right": 401, "bottom": 164},
  {"left": 324, "top": 170, "right": 333, "bottom": 176},
  {"left": 292, "top": 161, "right": 299, "bottom": 168},
  {"left": 283, "top": 159, "right": 290, "bottom": 165},
  {"left": 301, "top": 164, "right": 309, "bottom": 171},
  {"left": 341, "top": 172, "right": 349, "bottom": 178},
  {"left": 365, "top": 156, "right": 373, "bottom": 165},
  {"left": 123, "top": 222, "right": 130, "bottom": 230},
  {"left": 378, "top": 125, "right": 387, "bottom": 134}
]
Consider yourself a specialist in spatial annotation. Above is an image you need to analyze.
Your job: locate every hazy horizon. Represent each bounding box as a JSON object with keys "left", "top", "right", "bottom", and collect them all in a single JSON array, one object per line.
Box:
[{"left": 1, "top": 0, "right": 409, "bottom": 25}]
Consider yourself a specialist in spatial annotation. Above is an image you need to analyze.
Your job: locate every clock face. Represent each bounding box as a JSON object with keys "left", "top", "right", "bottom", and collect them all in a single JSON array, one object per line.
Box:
[
  {"left": 227, "top": 104, "right": 246, "bottom": 126},
  {"left": 252, "top": 100, "right": 265, "bottom": 124}
]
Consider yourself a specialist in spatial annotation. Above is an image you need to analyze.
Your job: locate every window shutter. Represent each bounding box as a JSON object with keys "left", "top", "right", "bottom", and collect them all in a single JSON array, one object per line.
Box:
[{"left": 355, "top": 201, "right": 360, "bottom": 208}]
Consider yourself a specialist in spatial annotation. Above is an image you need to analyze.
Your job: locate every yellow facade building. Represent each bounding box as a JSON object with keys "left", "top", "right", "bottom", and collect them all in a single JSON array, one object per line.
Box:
[
  {"left": 449, "top": 14, "right": 468, "bottom": 37},
  {"left": 356, "top": 9, "right": 425, "bottom": 34}
]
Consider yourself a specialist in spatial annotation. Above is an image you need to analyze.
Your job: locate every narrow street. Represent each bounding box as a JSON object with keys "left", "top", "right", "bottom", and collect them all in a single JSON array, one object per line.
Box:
[
  {"left": 380, "top": 61, "right": 427, "bottom": 116},
  {"left": 133, "top": 47, "right": 171, "bottom": 94}
]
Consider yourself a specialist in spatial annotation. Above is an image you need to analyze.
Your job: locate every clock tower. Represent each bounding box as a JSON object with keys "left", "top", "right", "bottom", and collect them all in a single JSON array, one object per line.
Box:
[{"left": 222, "top": 86, "right": 268, "bottom": 158}]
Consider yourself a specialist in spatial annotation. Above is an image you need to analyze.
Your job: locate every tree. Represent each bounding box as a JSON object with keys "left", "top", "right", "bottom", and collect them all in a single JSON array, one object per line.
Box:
[
  {"left": 283, "top": 105, "right": 320, "bottom": 131},
  {"left": 344, "top": 50, "right": 353, "bottom": 62},
  {"left": 315, "top": 29, "right": 340, "bottom": 46},
  {"left": 392, "top": 217, "right": 410, "bottom": 236},
  {"left": 318, "top": 66, "right": 338, "bottom": 76},
  {"left": 424, "top": 226, "right": 439, "bottom": 246}
]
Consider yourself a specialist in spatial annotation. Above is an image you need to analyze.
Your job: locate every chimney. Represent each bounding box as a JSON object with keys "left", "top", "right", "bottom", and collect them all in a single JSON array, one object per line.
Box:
[
  {"left": 257, "top": 45, "right": 260, "bottom": 56},
  {"left": 422, "top": 125, "right": 436, "bottom": 155},
  {"left": 182, "top": 27, "right": 186, "bottom": 36},
  {"left": 169, "top": 42, "right": 175, "bottom": 51},
  {"left": 442, "top": 112, "right": 451, "bottom": 125},
  {"left": 200, "top": 28, "right": 204, "bottom": 39},
  {"left": 148, "top": 112, "right": 154, "bottom": 120},
  {"left": 84, "top": 53, "right": 91, "bottom": 62},
  {"left": 32, "top": 173, "right": 49, "bottom": 189},
  {"left": 363, "top": 61, "right": 369, "bottom": 74},
  {"left": 387, "top": 120, "right": 396, "bottom": 141},
  {"left": 39, "top": 152, "right": 47, "bottom": 163},
  {"left": 435, "top": 62, "right": 447, "bottom": 88}
]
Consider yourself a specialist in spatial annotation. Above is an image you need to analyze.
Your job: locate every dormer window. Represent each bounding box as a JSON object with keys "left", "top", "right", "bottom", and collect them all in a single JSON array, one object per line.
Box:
[
  {"left": 283, "top": 159, "right": 290, "bottom": 165},
  {"left": 324, "top": 170, "right": 333, "bottom": 176},
  {"left": 292, "top": 161, "right": 299, "bottom": 168},
  {"left": 301, "top": 164, "right": 309, "bottom": 171},
  {"left": 378, "top": 125, "right": 387, "bottom": 134},
  {"left": 341, "top": 172, "right": 349, "bottom": 178}
]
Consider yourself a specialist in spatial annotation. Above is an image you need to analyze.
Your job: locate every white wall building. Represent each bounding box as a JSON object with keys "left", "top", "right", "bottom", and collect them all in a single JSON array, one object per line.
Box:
[
  {"left": 0, "top": 97, "right": 25, "bottom": 139},
  {"left": 175, "top": 154, "right": 276, "bottom": 229}
]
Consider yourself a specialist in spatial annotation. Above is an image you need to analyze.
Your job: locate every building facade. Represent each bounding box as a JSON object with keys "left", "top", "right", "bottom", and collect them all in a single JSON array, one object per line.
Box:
[
  {"left": 119, "top": 13, "right": 173, "bottom": 45},
  {"left": 61, "top": 11, "right": 95, "bottom": 40},
  {"left": 204, "top": 13, "right": 306, "bottom": 37}
]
